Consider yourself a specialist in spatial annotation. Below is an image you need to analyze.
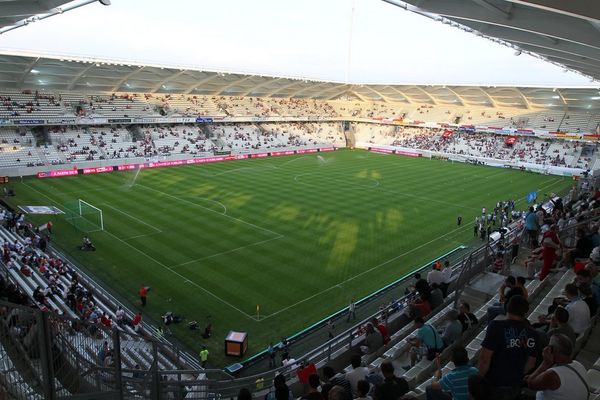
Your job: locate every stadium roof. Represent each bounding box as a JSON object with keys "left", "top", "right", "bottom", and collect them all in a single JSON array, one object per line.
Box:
[
  {"left": 2, "top": 52, "right": 600, "bottom": 110},
  {"left": 0, "top": 0, "right": 107, "bottom": 34},
  {"left": 397, "top": 0, "right": 600, "bottom": 83}
]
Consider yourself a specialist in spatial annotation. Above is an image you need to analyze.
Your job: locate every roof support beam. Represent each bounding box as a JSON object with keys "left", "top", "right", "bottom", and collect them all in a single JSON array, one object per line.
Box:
[
  {"left": 471, "top": 0, "right": 512, "bottom": 19},
  {"left": 109, "top": 66, "right": 146, "bottom": 92},
  {"left": 358, "top": 86, "right": 391, "bottom": 102},
  {"left": 407, "top": 85, "right": 438, "bottom": 105},
  {"left": 240, "top": 77, "right": 284, "bottom": 96},
  {"left": 215, "top": 75, "right": 254, "bottom": 95},
  {"left": 67, "top": 63, "right": 98, "bottom": 90},
  {"left": 149, "top": 70, "right": 188, "bottom": 92},
  {"left": 183, "top": 74, "right": 221, "bottom": 94},
  {"left": 17, "top": 57, "right": 39, "bottom": 86},
  {"left": 385, "top": 86, "right": 415, "bottom": 104},
  {"left": 440, "top": 87, "right": 467, "bottom": 106}
]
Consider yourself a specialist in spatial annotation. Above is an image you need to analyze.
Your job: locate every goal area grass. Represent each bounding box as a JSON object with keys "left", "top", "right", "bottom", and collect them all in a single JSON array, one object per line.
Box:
[{"left": 8, "top": 149, "right": 573, "bottom": 367}]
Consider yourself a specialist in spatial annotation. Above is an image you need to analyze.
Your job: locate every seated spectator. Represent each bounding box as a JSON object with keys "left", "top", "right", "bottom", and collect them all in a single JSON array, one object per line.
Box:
[
  {"left": 428, "top": 283, "right": 444, "bottom": 310},
  {"left": 563, "top": 283, "right": 590, "bottom": 336},
  {"left": 406, "top": 317, "right": 444, "bottom": 369},
  {"left": 355, "top": 380, "right": 371, "bottom": 400},
  {"left": 487, "top": 275, "right": 523, "bottom": 322},
  {"left": 526, "top": 333, "right": 589, "bottom": 400},
  {"left": 371, "top": 317, "right": 390, "bottom": 345},
  {"left": 426, "top": 346, "right": 478, "bottom": 400},
  {"left": 321, "top": 366, "right": 352, "bottom": 400},
  {"left": 458, "top": 302, "right": 478, "bottom": 332},
  {"left": 579, "top": 283, "right": 598, "bottom": 316},
  {"left": 409, "top": 292, "right": 432, "bottom": 319},
  {"left": 479, "top": 296, "right": 538, "bottom": 400},
  {"left": 266, "top": 374, "right": 293, "bottom": 400},
  {"left": 301, "top": 374, "right": 324, "bottom": 400},
  {"left": 360, "top": 323, "right": 383, "bottom": 354},
  {"left": 441, "top": 310, "right": 462, "bottom": 347},
  {"left": 545, "top": 307, "right": 576, "bottom": 349},
  {"left": 373, "top": 361, "right": 409, "bottom": 400},
  {"left": 516, "top": 276, "right": 528, "bottom": 301}
]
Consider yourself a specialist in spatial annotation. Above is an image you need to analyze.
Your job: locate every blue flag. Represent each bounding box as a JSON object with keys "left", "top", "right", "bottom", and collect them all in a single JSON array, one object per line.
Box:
[{"left": 527, "top": 191, "right": 537, "bottom": 204}]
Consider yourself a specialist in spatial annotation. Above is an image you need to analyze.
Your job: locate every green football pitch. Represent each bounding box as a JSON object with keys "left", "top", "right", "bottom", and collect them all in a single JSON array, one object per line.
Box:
[{"left": 7, "top": 149, "right": 572, "bottom": 366}]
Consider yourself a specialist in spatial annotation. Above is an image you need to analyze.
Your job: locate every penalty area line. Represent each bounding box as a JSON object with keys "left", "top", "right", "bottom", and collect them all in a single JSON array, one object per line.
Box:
[
  {"left": 172, "top": 235, "right": 285, "bottom": 268},
  {"left": 21, "top": 182, "right": 260, "bottom": 322}
]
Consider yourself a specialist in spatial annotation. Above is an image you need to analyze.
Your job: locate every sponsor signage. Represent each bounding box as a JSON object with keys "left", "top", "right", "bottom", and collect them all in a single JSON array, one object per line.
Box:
[
  {"left": 37, "top": 147, "right": 333, "bottom": 179},
  {"left": 107, "top": 118, "right": 132, "bottom": 123},
  {"left": 395, "top": 150, "right": 421, "bottom": 157},
  {"left": 38, "top": 169, "right": 78, "bottom": 178},
  {"left": 82, "top": 166, "right": 114, "bottom": 175},
  {"left": 370, "top": 147, "right": 394, "bottom": 154},
  {"left": 196, "top": 117, "right": 214, "bottom": 123},
  {"left": 271, "top": 150, "right": 295, "bottom": 157},
  {"left": 14, "top": 119, "right": 45, "bottom": 125}
]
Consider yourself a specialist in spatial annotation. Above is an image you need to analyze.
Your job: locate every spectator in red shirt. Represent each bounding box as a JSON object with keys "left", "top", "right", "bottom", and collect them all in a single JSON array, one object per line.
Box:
[
  {"left": 371, "top": 317, "right": 390, "bottom": 344},
  {"left": 139, "top": 285, "right": 149, "bottom": 307},
  {"left": 132, "top": 312, "right": 143, "bottom": 333}
]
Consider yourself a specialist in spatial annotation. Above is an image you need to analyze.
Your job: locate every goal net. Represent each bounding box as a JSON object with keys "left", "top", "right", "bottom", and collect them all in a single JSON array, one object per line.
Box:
[{"left": 63, "top": 199, "right": 104, "bottom": 233}]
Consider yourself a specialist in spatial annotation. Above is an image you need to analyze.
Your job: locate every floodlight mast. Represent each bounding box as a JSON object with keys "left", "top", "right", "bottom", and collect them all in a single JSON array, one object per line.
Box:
[{"left": 0, "top": 0, "right": 110, "bottom": 36}]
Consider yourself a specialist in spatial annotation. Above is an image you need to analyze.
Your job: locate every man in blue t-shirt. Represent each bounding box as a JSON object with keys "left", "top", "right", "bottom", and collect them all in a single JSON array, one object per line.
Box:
[
  {"left": 426, "top": 346, "right": 478, "bottom": 400},
  {"left": 407, "top": 317, "right": 444, "bottom": 368},
  {"left": 479, "top": 295, "right": 539, "bottom": 400}
]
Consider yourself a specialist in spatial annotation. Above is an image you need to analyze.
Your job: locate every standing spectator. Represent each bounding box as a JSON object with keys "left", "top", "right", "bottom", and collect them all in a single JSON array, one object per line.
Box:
[
  {"left": 458, "top": 302, "right": 478, "bottom": 332},
  {"left": 132, "top": 311, "right": 143, "bottom": 333},
  {"left": 347, "top": 300, "right": 357, "bottom": 322},
  {"left": 539, "top": 225, "right": 560, "bottom": 281},
  {"left": 426, "top": 346, "right": 478, "bottom": 400},
  {"left": 373, "top": 361, "right": 409, "bottom": 400},
  {"left": 115, "top": 306, "right": 125, "bottom": 326},
  {"left": 345, "top": 354, "right": 369, "bottom": 397},
  {"left": 199, "top": 346, "right": 209, "bottom": 368},
  {"left": 526, "top": 333, "right": 590, "bottom": 400},
  {"left": 327, "top": 320, "right": 335, "bottom": 340},
  {"left": 428, "top": 284, "right": 444, "bottom": 310},
  {"left": 478, "top": 296, "right": 538, "bottom": 400},
  {"left": 268, "top": 342, "right": 276, "bottom": 368},
  {"left": 139, "top": 285, "right": 149, "bottom": 307},
  {"left": 525, "top": 206, "right": 539, "bottom": 248}
]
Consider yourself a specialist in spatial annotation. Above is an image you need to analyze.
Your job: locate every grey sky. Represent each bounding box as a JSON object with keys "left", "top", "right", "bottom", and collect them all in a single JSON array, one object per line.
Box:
[{"left": 0, "top": 0, "right": 595, "bottom": 87}]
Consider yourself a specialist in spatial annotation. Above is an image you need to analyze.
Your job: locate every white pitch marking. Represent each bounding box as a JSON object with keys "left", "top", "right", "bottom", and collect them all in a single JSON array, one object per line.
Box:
[
  {"left": 102, "top": 203, "right": 162, "bottom": 232},
  {"left": 22, "top": 182, "right": 259, "bottom": 321},
  {"left": 134, "top": 183, "right": 283, "bottom": 238},
  {"left": 172, "top": 235, "right": 284, "bottom": 267}
]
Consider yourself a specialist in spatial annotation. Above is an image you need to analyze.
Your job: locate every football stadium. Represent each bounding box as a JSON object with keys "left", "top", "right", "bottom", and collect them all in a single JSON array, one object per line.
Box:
[{"left": 0, "top": 1, "right": 600, "bottom": 399}]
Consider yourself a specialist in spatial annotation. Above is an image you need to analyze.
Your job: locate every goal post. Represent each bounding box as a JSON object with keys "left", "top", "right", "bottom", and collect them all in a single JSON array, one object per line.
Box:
[{"left": 63, "top": 199, "right": 104, "bottom": 232}]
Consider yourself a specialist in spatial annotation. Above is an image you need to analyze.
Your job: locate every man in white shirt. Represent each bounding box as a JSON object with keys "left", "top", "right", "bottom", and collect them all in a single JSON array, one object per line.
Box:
[
  {"left": 427, "top": 265, "right": 444, "bottom": 286},
  {"left": 563, "top": 283, "right": 590, "bottom": 336},
  {"left": 345, "top": 354, "right": 369, "bottom": 396},
  {"left": 526, "top": 333, "right": 590, "bottom": 400}
]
